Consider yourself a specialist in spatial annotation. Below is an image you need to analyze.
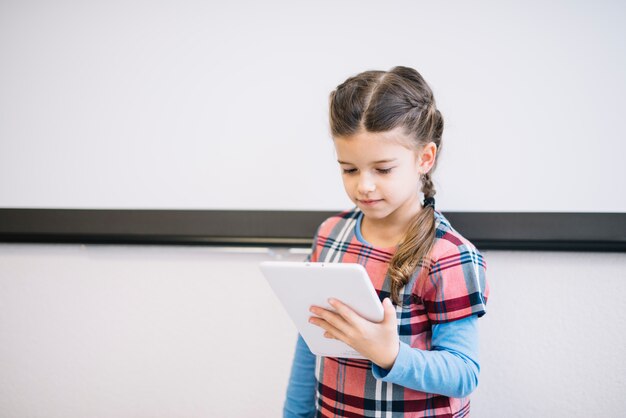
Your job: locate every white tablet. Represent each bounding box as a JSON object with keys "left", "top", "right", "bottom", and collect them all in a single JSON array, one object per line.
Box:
[{"left": 259, "top": 261, "right": 384, "bottom": 359}]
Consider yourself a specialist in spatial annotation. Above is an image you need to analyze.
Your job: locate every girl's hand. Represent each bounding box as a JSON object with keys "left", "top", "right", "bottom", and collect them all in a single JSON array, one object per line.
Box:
[{"left": 309, "top": 297, "right": 400, "bottom": 370}]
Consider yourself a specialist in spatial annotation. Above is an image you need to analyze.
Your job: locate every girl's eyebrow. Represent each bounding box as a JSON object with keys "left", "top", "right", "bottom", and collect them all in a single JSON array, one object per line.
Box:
[{"left": 337, "top": 158, "right": 397, "bottom": 164}]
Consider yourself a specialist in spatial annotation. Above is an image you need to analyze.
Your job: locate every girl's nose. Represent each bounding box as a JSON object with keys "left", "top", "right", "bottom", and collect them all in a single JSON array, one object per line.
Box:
[{"left": 357, "top": 175, "right": 376, "bottom": 194}]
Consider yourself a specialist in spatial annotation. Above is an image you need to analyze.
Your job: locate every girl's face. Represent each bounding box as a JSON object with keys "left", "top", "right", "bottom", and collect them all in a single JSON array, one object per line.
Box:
[{"left": 333, "top": 128, "right": 436, "bottom": 224}]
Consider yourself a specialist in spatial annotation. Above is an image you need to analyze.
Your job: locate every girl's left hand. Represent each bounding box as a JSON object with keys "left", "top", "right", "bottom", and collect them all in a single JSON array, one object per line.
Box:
[{"left": 309, "top": 297, "right": 400, "bottom": 370}]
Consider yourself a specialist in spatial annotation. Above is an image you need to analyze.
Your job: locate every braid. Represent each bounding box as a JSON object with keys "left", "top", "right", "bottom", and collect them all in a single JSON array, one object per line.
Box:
[{"left": 421, "top": 173, "right": 436, "bottom": 200}]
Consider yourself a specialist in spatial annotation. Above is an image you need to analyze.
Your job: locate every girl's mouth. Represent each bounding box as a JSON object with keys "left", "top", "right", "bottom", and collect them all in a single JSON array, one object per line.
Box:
[{"left": 359, "top": 199, "right": 382, "bottom": 206}]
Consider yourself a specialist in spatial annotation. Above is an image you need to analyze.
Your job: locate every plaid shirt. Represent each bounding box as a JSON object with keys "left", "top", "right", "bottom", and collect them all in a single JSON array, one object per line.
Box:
[{"left": 307, "top": 207, "right": 489, "bottom": 418}]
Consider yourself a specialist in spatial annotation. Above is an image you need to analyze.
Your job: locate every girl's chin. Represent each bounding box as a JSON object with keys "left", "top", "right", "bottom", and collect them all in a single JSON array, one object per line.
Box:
[{"left": 357, "top": 204, "right": 390, "bottom": 218}]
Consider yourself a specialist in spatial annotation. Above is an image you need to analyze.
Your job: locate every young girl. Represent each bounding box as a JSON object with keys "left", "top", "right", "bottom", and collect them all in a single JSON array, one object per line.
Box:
[{"left": 283, "top": 66, "right": 489, "bottom": 418}]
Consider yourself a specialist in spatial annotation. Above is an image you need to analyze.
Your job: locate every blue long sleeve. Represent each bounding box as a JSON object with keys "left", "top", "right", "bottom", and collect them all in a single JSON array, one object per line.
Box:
[
  {"left": 283, "top": 334, "right": 317, "bottom": 418},
  {"left": 372, "top": 315, "right": 480, "bottom": 398}
]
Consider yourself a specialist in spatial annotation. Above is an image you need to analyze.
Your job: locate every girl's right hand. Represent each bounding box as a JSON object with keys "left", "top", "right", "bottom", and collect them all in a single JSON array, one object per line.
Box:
[{"left": 309, "top": 297, "right": 400, "bottom": 370}]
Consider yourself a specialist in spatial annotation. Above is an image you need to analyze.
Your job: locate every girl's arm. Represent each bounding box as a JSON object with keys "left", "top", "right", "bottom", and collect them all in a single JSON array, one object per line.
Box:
[
  {"left": 309, "top": 299, "right": 480, "bottom": 398},
  {"left": 283, "top": 334, "right": 317, "bottom": 418},
  {"left": 371, "top": 314, "right": 480, "bottom": 398}
]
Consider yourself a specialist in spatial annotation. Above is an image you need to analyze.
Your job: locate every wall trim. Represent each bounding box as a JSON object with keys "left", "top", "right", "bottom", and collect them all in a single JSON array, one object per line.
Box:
[{"left": 0, "top": 209, "right": 624, "bottom": 251}]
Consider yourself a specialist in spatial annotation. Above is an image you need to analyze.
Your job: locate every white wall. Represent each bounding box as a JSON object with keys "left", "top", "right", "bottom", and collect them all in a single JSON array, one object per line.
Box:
[
  {"left": 1, "top": 0, "right": 625, "bottom": 212},
  {"left": 1, "top": 244, "right": 625, "bottom": 417}
]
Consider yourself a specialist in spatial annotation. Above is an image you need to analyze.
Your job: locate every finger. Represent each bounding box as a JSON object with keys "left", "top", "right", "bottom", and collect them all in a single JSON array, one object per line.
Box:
[
  {"left": 328, "top": 298, "right": 366, "bottom": 327},
  {"left": 382, "top": 298, "right": 398, "bottom": 325},
  {"left": 310, "top": 305, "right": 350, "bottom": 333},
  {"left": 309, "top": 316, "right": 345, "bottom": 339}
]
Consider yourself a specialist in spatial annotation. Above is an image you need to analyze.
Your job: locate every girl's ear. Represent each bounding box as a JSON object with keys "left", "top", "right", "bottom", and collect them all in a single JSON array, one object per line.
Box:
[{"left": 416, "top": 142, "right": 437, "bottom": 174}]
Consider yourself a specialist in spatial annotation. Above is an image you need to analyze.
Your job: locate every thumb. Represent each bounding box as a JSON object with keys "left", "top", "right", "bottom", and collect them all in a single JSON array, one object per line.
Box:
[{"left": 382, "top": 297, "right": 396, "bottom": 323}]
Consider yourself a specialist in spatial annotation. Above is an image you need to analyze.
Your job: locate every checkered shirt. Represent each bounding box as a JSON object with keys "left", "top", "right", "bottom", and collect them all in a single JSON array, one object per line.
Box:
[{"left": 307, "top": 207, "right": 489, "bottom": 418}]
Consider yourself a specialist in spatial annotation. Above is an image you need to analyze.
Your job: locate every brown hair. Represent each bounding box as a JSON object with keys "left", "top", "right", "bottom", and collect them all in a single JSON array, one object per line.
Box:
[{"left": 329, "top": 66, "right": 443, "bottom": 305}]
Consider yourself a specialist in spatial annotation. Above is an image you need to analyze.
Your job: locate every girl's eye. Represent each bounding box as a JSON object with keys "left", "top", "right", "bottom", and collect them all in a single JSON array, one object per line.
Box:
[{"left": 342, "top": 167, "right": 394, "bottom": 174}]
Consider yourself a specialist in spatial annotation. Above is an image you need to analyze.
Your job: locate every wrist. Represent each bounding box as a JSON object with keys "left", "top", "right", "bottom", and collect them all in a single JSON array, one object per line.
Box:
[{"left": 375, "top": 340, "right": 400, "bottom": 370}]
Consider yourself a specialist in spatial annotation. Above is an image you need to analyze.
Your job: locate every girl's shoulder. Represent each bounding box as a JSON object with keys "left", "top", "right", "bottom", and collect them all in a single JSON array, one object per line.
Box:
[
  {"left": 314, "top": 207, "right": 361, "bottom": 237},
  {"left": 430, "top": 210, "right": 483, "bottom": 259},
  {"left": 421, "top": 211, "right": 489, "bottom": 321}
]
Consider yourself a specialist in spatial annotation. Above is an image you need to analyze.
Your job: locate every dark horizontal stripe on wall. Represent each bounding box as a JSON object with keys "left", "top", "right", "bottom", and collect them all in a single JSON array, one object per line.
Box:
[{"left": 0, "top": 209, "right": 624, "bottom": 252}]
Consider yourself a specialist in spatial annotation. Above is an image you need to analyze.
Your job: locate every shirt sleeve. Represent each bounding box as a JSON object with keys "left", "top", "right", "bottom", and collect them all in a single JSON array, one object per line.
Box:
[
  {"left": 371, "top": 314, "right": 480, "bottom": 398},
  {"left": 422, "top": 245, "right": 489, "bottom": 323},
  {"left": 283, "top": 335, "right": 317, "bottom": 418}
]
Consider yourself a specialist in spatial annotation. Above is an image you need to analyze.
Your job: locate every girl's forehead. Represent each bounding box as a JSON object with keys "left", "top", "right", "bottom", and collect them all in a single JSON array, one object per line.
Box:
[{"left": 333, "top": 129, "right": 419, "bottom": 163}]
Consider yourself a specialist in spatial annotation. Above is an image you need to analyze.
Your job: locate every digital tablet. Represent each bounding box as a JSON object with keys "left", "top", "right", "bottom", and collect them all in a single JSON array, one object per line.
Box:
[{"left": 259, "top": 261, "right": 384, "bottom": 358}]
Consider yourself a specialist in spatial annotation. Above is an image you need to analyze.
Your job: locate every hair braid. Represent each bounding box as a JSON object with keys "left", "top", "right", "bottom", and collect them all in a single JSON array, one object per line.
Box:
[{"left": 421, "top": 172, "right": 436, "bottom": 199}]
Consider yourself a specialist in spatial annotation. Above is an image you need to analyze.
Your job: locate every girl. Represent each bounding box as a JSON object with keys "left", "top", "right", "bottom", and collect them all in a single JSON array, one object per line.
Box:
[{"left": 284, "top": 66, "right": 489, "bottom": 418}]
